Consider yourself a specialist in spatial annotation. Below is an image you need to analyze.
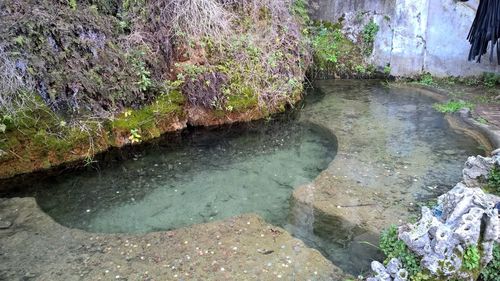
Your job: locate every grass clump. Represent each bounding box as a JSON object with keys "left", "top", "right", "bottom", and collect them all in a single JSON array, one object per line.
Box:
[
  {"left": 483, "top": 72, "right": 500, "bottom": 88},
  {"left": 433, "top": 100, "right": 474, "bottom": 113},
  {"left": 419, "top": 73, "right": 435, "bottom": 86}
]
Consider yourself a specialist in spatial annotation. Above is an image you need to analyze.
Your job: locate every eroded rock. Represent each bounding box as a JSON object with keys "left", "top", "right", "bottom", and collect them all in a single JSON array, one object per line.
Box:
[
  {"left": 367, "top": 259, "right": 407, "bottom": 281},
  {"left": 370, "top": 153, "right": 500, "bottom": 280},
  {"left": 462, "top": 154, "right": 500, "bottom": 187}
]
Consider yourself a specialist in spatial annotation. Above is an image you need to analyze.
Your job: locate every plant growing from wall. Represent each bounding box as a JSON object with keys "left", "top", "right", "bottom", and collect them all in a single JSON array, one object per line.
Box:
[{"left": 362, "top": 20, "right": 379, "bottom": 56}]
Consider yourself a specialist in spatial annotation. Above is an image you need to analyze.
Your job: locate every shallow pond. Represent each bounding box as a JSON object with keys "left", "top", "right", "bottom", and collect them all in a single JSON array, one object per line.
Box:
[
  {"left": 3, "top": 80, "right": 486, "bottom": 276},
  {"left": 31, "top": 119, "right": 337, "bottom": 233}
]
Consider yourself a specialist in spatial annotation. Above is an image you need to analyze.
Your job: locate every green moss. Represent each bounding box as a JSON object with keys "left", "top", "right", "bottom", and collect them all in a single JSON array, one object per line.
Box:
[
  {"left": 112, "top": 89, "right": 185, "bottom": 131},
  {"left": 225, "top": 86, "right": 258, "bottom": 112}
]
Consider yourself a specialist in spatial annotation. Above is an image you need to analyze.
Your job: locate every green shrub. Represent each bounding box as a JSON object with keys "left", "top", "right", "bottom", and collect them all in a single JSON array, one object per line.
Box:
[
  {"left": 380, "top": 225, "right": 421, "bottom": 278},
  {"left": 362, "top": 20, "right": 379, "bottom": 55},
  {"left": 383, "top": 65, "right": 391, "bottom": 75},
  {"left": 480, "top": 243, "right": 500, "bottom": 281},
  {"left": 291, "top": 0, "right": 310, "bottom": 24},
  {"left": 419, "top": 73, "right": 434, "bottom": 85},
  {"left": 462, "top": 246, "right": 480, "bottom": 271},
  {"left": 483, "top": 72, "right": 500, "bottom": 88},
  {"left": 433, "top": 100, "right": 474, "bottom": 113},
  {"left": 485, "top": 165, "right": 500, "bottom": 195}
]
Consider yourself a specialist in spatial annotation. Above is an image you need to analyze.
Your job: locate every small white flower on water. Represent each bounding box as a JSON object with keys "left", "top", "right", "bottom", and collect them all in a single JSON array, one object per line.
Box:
[{"left": 220, "top": 267, "right": 225, "bottom": 272}]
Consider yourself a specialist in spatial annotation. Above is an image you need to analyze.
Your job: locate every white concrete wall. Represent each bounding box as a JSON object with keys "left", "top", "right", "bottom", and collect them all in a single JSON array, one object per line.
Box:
[{"left": 310, "top": 0, "right": 500, "bottom": 77}]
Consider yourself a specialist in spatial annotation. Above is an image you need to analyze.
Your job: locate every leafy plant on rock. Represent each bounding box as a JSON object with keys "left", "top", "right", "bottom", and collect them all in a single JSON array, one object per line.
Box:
[
  {"left": 380, "top": 225, "right": 421, "bottom": 278},
  {"left": 362, "top": 20, "right": 379, "bottom": 55},
  {"left": 480, "top": 243, "right": 500, "bottom": 281},
  {"left": 486, "top": 165, "right": 500, "bottom": 195},
  {"left": 462, "top": 245, "right": 480, "bottom": 271}
]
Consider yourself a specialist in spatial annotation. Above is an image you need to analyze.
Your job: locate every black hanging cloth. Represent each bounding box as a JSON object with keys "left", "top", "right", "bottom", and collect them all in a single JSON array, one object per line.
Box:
[{"left": 467, "top": 0, "right": 500, "bottom": 64}]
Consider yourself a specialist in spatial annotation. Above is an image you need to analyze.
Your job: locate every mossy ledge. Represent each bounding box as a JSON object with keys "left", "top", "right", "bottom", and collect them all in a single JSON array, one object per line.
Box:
[{"left": 0, "top": 97, "right": 293, "bottom": 179}]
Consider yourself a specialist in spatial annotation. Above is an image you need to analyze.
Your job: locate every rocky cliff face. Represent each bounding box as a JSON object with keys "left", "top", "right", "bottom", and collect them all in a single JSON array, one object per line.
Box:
[{"left": 310, "top": 0, "right": 500, "bottom": 77}]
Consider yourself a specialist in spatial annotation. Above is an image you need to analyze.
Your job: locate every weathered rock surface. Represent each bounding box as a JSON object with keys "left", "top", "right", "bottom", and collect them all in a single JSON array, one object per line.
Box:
[
  {"left": 369, "top": 152, "right": 500, "bottom": 281},
  {"left": 367, "top": 259, "right": 408, "bottom": 281},
  {"left": 462, "top": 154, "right": 500, "bottom": 187},
  {"left": 310, "top": 0, "right": 500, "bottom": 77},
  {"left": 0, "top": 198, "right": 343, "bottom": 281}
]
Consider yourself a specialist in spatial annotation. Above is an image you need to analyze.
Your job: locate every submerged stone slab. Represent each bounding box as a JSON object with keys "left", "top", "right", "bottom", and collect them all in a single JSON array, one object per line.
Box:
[{"left": 0, "top": 198, "right": 343, "bottom": 281}]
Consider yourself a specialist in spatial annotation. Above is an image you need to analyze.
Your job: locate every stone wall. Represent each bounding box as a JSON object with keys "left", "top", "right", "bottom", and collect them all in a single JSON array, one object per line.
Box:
[{"left": 310, "top": 0, "right": 500, "bottom": 77}]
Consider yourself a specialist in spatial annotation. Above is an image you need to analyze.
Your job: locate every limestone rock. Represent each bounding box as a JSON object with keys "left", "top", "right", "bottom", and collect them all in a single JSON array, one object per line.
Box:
[
  {"left": 367, "top": 259, "right": 407, "bottom": 281},
  {"left": 369, "top": 154, "right": 500, "bottom": 280},
  {"left": 462, "top": 155, "right": 500, "bottom": 187},
  {"left": 399, "top": 183, "right": 499, "bottom": 279},
  {"left": 369, "top": 260, "right": 393, "bottom": 281}
]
